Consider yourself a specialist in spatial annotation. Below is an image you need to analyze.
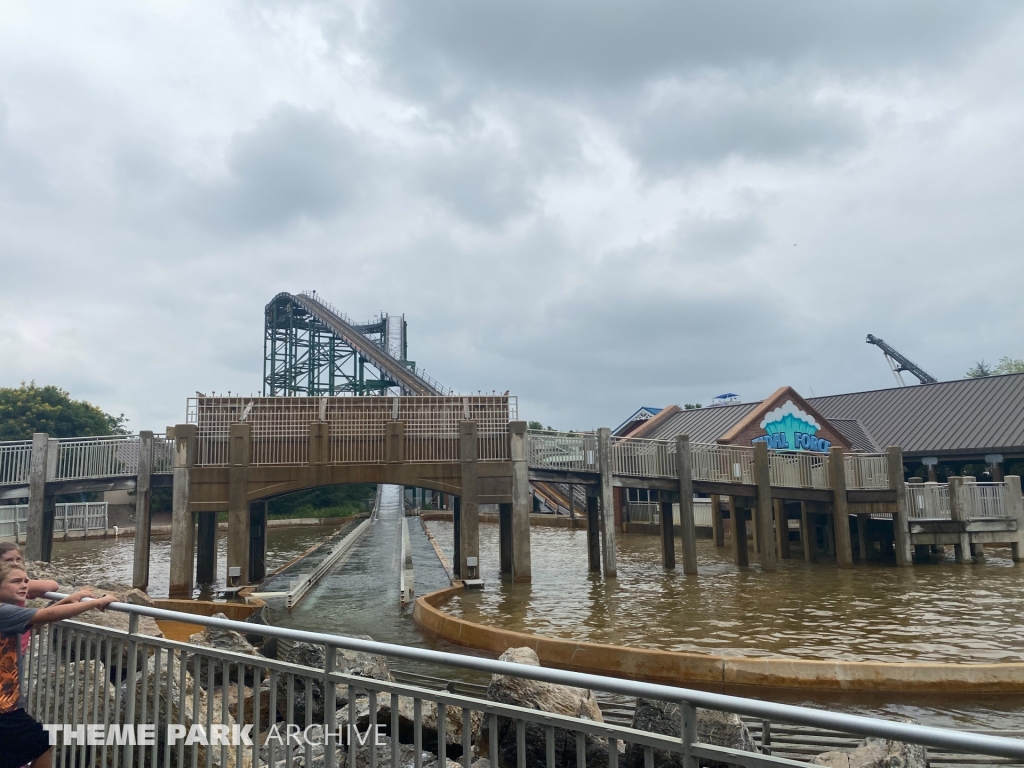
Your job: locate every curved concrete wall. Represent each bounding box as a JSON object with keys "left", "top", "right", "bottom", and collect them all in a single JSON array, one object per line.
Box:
[{"left": 413, "top": 586, "right": 1024, "bottom": 694}]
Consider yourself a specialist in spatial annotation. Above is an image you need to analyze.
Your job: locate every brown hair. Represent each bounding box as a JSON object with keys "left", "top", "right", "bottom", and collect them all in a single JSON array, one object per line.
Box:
[
  {"left": 0, "top": 560, "right": 27, "bottom": 587},
  {"left": 0, "top": 542, "right": 23, "bottom": 560}
]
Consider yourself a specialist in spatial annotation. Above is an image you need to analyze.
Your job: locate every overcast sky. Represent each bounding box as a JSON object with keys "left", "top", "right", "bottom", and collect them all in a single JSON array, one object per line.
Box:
[{"left": 1, "top": 2, "right": 1023, "bottom": 432}]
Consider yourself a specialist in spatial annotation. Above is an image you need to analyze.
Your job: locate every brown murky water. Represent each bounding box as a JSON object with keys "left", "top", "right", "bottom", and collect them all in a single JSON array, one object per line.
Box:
[
  {"left": 49, "top": 526, "right": 335, "bottom": 597},
  {"left": 428, "top": 521, "right": 1024, "bottom": 730},
  {"left": 434, "top": 522, "right": 1024, "bottom": 664}
]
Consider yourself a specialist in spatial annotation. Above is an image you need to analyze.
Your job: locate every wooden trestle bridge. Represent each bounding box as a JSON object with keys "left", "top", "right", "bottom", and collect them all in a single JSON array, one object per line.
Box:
[{"left": 1, "top": 396, "right": 1021, "bottom": 597}]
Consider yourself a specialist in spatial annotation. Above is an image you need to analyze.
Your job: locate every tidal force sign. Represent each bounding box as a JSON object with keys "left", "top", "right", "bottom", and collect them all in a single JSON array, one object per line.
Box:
[{"left": 750, "top": 401, "right": 831, "bottom": 453}]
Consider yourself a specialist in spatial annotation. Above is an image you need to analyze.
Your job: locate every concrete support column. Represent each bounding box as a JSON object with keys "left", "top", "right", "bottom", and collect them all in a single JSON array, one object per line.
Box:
[
  {"left": 309, "top": 421, "right": 328, "bottom": 465},
  {"left": 586, "top": 492, "right": 600, "bottom": 572},
  {"left": 25, "top": 433, "right": 54, "bottom": 563},
  {"left": 249, "top": 501, "right": 268, "bottom": 582},
  {"left": 596, "top": 427, "right": 617, "bottom": 578},
  {"left": 711, "top": 494, "right": 724, "bottom": 547},
  {"left": 386, "top": 421, "right": 405, "bottom": 463},
  {"left": 674, "top": 435, "right": 697, "bottom": 575},
  {"left": 458, "top": 421, "right": 480, "bottom": 581},
  {"left": 887, "top": 446, "right": 913, "bottom": 567},
  {"left": 195, "top": 512, "right": 218, "bottom": 585},
  {"left": 773, "top": 499, "right": 791, "bottom": 559},
  {"left": 660, "top": 499, "right": 675, "bottom": 569},
  {"left": 828, "top": 446, "right": 854, "bottom": 568},
  {"left": 1005, "top": 475, "right": 1023, "bottom": 562},
  {"left": 509, "top": 421, "right": 532, "bottom": 582},
  {"left": 132, "top": 431, "right": 155, "bottom": 590},
  {"left": 948, "top": 476, "right": 971, "bottom": 563},
  {"left": 227, "top": 422, "right": 252, "bottom": 586},
  {"left": 752, "top": 442, "right": 777, "bottom": 572},
  {"left": 567, "top": 484, "right": 576, "bottom": 519},
  {"left": 730, "top": 497, "right": 748, "bottom": 567},
  {"left": 168, "top": 424, "right": 196, "bottom": 598}
]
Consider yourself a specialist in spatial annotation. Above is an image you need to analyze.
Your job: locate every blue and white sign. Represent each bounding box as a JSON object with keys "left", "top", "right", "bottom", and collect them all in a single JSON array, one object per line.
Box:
[{"left": 751, "top": 400, "right": 831, "bottom": 453}]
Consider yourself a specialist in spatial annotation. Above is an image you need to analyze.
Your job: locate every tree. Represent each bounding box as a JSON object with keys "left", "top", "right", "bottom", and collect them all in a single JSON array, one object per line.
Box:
[
  {"left": 0, "top": 382, "right": 127, "bottom": 440},
  {"left": 683, "top": 403, "right": 702, "bottom": 410},
  {"left": 965, "top": 357, "right": 1024, "bottom": 378},
  {"left": 964, "top": 361, "right": 993, "bottom": 379}
]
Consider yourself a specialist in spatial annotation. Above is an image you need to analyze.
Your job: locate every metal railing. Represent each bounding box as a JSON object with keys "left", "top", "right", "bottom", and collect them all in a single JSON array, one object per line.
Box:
[
  {"left": 0, "top": 434, "right": 174, "bottom": 487},
  {"left": 0, "top": 502, "right": 108, "bottom": 539},
  {"left": 906, "top": 483, "right": 950, "bottom": 519},
  {"left": 25, "top": 596, "right": 1024, "bottom": 768},
  {"left": 962, "top": 481, "right": 1008, "bottom": 518},
  {"left": 611, "top": 436, "right": 676, "bottom": 478},
  {"left": 0, "top": 439, "right": 32, "bottom": 485},
  {"left": 843, "top": 454, "right": 890, "bottom": 490},
  {"left": 189, "top": 396, "right": 517, "bottom": 467},
  {"left": 52, "top": 501, "right": 109, "bottom": 534},
  {"left": 769, "top": 451, "right": 830, "bottom": 490},
  {"left": 526, "top": 430, "right": 598, "bottom": 473},
  {"left": 691, "top": 442, "right": 755, "bottom": 485}
]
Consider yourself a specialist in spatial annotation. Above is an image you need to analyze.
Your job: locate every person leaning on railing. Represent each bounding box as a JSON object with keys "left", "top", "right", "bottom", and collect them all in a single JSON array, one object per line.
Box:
[{"left": 0, "top": 561, "right": 116, "bottom": 768}]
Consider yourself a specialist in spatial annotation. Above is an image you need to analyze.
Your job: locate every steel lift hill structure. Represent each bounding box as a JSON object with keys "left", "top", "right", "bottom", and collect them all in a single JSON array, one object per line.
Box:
[{"left": 264, "top": 291, "right": 450, "bottom": 397}]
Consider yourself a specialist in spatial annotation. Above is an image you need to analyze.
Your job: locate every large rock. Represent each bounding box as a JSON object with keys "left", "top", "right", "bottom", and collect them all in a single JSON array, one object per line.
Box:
[
  {"left": 25, "top": 560, "right": 78, "bottom": 586},
  {"left": 623, "top": 698, "right": 757, "bottom": 768},
  {"left": 482, "top": 647, "right": 610, "bottom": 768},
  {"left": 46, "top": 659, "right": 117, "bottom": 725},
  {"left": 189, "top": 613, "right": 260, "bottom": 685},
  {"left": 810, "top": 737, "right": 928, "bottom": 768},
  {"left": 275, "top": 637, "right": 393, "bottom": 724},
  {"left": 126, "top": 654, "right": 252, "bottom": 768}
]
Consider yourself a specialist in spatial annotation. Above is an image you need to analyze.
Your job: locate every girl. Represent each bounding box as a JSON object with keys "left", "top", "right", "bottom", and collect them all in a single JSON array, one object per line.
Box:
[
  {"left": 0, "top": 561, "right": 116, "bottom": 768},
  {"left": 0, "top": 544, "right": 61, "bottom": 654}
]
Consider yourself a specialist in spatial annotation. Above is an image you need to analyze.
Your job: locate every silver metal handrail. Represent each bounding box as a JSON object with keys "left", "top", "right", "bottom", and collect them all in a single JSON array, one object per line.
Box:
[
  {"left": 0, "top": 439, "right": 33, "bottom": 485},
  {"left": 30, "top": 593, "right": 1024, "bottom": 765}
]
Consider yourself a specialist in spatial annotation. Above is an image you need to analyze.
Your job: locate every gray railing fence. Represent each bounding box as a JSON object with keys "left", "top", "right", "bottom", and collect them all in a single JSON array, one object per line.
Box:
[{"left": 23, "top": 595, "right": 1024, "bottom": 768}]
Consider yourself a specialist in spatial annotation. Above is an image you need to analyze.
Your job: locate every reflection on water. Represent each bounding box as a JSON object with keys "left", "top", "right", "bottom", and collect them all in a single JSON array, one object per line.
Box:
[
  {"left": 50, "top": 526, "right": 336, "bottom": 597},
  {"left": 435, "top": 522, "right": 1024, "bottom": 664}
]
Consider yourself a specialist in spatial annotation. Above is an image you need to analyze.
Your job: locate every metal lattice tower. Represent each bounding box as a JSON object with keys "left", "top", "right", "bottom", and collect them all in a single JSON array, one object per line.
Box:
[{"left": 263, "top": 291, "right": 447, "bottom": 397}]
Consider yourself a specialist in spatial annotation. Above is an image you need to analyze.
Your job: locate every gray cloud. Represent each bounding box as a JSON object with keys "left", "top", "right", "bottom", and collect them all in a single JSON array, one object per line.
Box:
[{"left": 187, "top": 105, "right": 363, "bottom": 232}]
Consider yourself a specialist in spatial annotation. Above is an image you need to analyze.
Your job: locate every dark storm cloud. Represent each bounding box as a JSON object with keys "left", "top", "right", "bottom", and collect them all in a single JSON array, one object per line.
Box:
[
  {"left": 188, "top": 105, "right": 363, "bottom": 232},
  {"left": 370, "top": 0, "right": 1015, "bottom": 97}
]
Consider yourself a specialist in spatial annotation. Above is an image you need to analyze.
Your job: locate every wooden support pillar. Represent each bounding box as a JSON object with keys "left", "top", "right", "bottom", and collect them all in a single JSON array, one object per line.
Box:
[
  {"left": 195, "top": 512, "right": 218, "bottom": 585},
  {"left": 660, "top": 499, "right": 675, "bottom": 569},
  {"left": 1004, "top": 475, "right": 1024, "bottom": 562},
  {"left": 498, "top": 503, "right": 513, "bottom": 577},
  {"left": 799, "top": 502, "right": 816, "bottom": 563},
  {"left": 25, "top": 433, "right": 54, "bottom": 563},
  {"left": 856, "top": 514, "right": 870, "bottom": 562},
  {"left": 674, "top": 435, "right": 698, "bottom": 575},
  {"left": 948, "top": 476, "right": 971, "bottom": 564},
  {"left": 711, "top": 494, "right": 724, "bottom": 547},
  {"left": 828, "top": 446, "right": 853, "bottom": 568},
  {"left": 509, "top": 421, "right": 532, "bottom": 582},
  {"left": 452, "top": 496, "right": 462, "bottom": 577},
  {"left": 596, "top": 427, "right": 617, "bottom": 578},
  {"left": 227, "top": 422, "right": 252, "bottom": 585},
  {"left": 586, "top": 492, "right": 600, "bottom": 572},
  {"left": 168, "top": 424, "right": 196, "bottom": 599},
  {"left": 132, "top": 431, "right": 155, "bottom": 590},
  {"left": 730, "top": 497, "right": 748, "bottom": 567},
  {"left": 249, "top": 501, "right": 268, "bottom": 582},
  {"left": 458, "top": 421, "right": 480, "bottom": 581},
  {"left": 888, "top": 446, "right": 913, "bottom": 567},
  {"left": 752, "top": 442, "right": 777, "bottom": 572},
  {"left": 567, "top": 483, "right": 576, "bottom": 519},
  {"left": 773, "top": 499, "right": 791, "bottom": 559}
]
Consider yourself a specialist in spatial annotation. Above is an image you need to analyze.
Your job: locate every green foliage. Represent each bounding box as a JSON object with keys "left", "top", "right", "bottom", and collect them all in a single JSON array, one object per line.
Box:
[
  {"left": 965, "top": 357, "right": 1024, "bottom": 378},
  {"left": 0, "top": 382, "right": 127, "bottom": 440},
  {"left": 683, "top": 403, "right": 702, "bottom": 410},
  {"left": 527, "top": 420, "right": 544, "bottom": 430},
  {"left": 268, "top": 483, "right": 376, "bottom": 518}
]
